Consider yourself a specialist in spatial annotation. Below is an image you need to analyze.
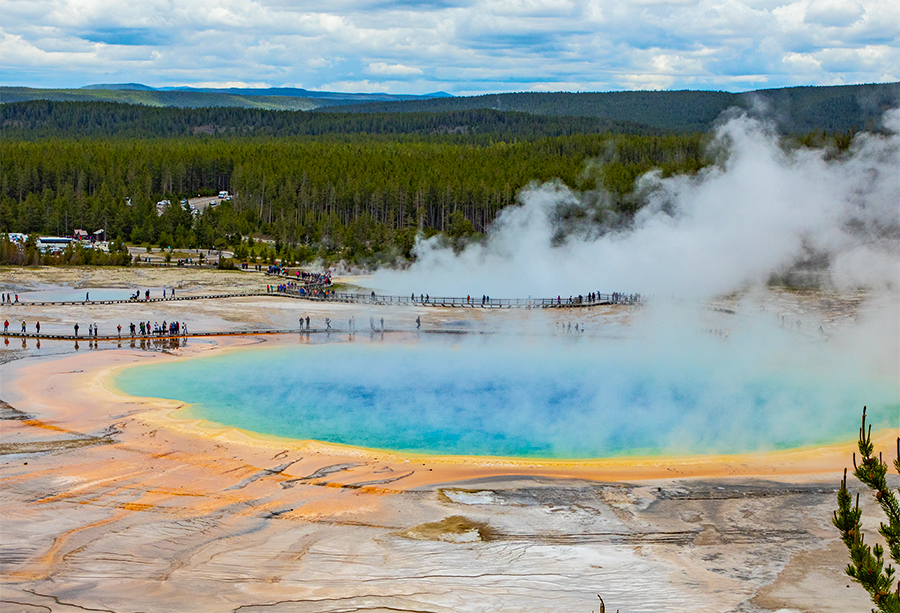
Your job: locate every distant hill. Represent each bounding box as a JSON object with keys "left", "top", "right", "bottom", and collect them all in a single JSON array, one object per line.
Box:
[
  {"left": 81, "top": 83, "right": 156, "bottom": 91},
  {"left": 2, "top": 82, "right": 896, "bottom": 134},
  {"left": 1, "top": 84, "right": 452, "bottom": 110},
  {"left": 321, "top": 83, "right": 900, "bottom": 133},
  {"left": 157, "top": 86, "right": 453, "bottom": 102},
  {"left": 0, "top": 87, "right": 331, "bottom": 110}
]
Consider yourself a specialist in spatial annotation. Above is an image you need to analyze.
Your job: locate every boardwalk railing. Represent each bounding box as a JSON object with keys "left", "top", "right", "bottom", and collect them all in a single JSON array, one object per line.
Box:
[
  {"left": 285, "top": 290, "right": 642, "bottom": 308},
  {"left": 1, "top": 290, "right": 642, "bottom": 309}
]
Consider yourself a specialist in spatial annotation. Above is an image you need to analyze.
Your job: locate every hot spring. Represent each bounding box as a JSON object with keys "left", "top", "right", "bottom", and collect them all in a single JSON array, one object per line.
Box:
[{"left": 112, "top": 328, "right": 898, "bottom": 459}]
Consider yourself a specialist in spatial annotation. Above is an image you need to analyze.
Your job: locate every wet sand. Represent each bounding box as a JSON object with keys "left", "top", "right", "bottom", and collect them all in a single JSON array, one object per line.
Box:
[{"left": 1, "top": 267, "right": 896, "bottom": 612}]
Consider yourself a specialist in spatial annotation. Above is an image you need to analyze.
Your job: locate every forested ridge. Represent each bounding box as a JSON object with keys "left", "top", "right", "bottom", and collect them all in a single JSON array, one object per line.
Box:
[
  {"left": 1, "top": 101, "right": 657, "bottom": 140},
  {"left": 322, "top": 82, "right": 900, "bottom": 133},
  {"left": 5, "top": 82, "right": 898, "bottom": 133}
]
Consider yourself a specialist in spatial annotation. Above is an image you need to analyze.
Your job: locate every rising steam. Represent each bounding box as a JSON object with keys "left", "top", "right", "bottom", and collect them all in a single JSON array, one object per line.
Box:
[{"left": 373, "top": 110, "right": 900, "bottom": 299}]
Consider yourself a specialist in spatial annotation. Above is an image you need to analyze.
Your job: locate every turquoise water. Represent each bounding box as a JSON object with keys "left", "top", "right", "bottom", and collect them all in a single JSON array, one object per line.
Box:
[{"left": 112, "top": 336, "right": 898, "bottom": 458}]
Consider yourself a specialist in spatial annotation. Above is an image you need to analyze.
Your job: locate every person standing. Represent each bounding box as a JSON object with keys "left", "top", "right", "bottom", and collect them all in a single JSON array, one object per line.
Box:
[
  {"left": 3, "top": 319, "right": 8, "bottom": 333},
  {"left": 117, "top": 324, "right": 121, "bottom": 337},
  {"left": 35, "top": 321, "right": 40, "bottom": 334},
  {"left": 74, "top": 323, "right": 79, "bottom": 337},
  {"left": 305, "top": 316, "right": 310, "bottom": 331},
  {"left": 21, "top": 320, "right": 26, "bottom": 333},
  {"left": 416, "top": 316, "right": 421, "bottom": 329}
]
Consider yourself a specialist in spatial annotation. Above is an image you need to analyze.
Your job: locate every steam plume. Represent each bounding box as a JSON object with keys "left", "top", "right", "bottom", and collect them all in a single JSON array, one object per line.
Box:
[{"left": 373, "top": 110, "right": 900, "bottom": 299}]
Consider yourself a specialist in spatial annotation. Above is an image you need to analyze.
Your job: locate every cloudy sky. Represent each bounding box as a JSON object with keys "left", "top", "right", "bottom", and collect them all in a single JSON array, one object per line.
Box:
[{"left": 1, "top": 0, "right": 897, "bottom": 95}]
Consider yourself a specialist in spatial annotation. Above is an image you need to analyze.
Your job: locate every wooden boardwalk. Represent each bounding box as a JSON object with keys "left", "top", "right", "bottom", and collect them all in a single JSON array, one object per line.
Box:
[{"left": 1, "top": 289, "right": 641, "bottom": 309}]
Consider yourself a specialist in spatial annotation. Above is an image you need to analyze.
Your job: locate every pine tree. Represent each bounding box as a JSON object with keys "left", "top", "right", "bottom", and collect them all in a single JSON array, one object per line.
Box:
[{"left": 833, "top": 407, "right": 900, "bottom": 612}]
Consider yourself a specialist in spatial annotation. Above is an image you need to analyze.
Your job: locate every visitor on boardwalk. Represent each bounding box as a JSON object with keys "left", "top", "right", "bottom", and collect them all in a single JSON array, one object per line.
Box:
[
  {"left": 74, "top": 323, "right": 79, "bottom": 337},
  {"left": 3, "top": 319, "right": 8, "bottom": 333},
  {"left": 35, "top": 321, "right": 40, "bottom": 334}
]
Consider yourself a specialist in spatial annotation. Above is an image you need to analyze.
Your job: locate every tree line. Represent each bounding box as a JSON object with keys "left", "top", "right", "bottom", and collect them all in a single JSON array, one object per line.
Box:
[
  {"left": 1, "top": 100, "right": 658, "bottom": 141},
  {"left": 0, "top": 132, "right": 707, "bottom": 266}
]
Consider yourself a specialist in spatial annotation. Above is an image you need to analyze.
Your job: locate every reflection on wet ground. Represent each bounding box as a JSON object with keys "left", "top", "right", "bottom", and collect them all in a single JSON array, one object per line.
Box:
[{"left": 0, "top": 335, "right": 193, "bottom": 365}]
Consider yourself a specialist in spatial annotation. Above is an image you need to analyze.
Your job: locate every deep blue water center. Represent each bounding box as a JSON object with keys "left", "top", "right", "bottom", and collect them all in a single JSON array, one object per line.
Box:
[{"left": 112, "top": 337, "right": 897, "bottom": 458}]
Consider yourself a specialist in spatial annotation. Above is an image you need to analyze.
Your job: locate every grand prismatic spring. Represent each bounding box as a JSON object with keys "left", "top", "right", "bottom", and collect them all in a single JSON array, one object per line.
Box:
[{"left": 112, "top": 332, "right": 898, "bottom": 459}]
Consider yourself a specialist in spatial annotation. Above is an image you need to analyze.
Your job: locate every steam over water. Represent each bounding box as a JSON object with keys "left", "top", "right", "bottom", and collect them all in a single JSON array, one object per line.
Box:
[
  {"left": 114, "top": 327, "right": 898, "bottom": 458},
  {"left": 115, "top": 110, "right": 899, "bottom": 458}
]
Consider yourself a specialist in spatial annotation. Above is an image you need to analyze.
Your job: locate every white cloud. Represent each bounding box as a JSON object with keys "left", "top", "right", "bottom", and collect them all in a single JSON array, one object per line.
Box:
[
  {"left": 367, "top": 62, "right": 423, "bottom": 75},
  {"left": 0, "top": 0, "right": 897, "bottom": 93}
]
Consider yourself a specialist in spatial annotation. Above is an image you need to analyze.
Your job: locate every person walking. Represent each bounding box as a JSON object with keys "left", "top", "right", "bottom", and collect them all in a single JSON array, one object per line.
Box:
[
  {"left": 35, "top": 321, "right": 40, "bottom": 334},
  {"left": 74, "top": 323, "right": 79, "bottom": 337},
  {"left": 117, "top": 324, "right": 121, "bottom": 337},
  {"left": 21, "top": 320, "right": 26, "bottom": 333},
  {"left": 416, "top": 316, "right": 421, "bottom": 329},
  {"left": 3, "top": 319, "right": 8, "bottom": 333}
]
